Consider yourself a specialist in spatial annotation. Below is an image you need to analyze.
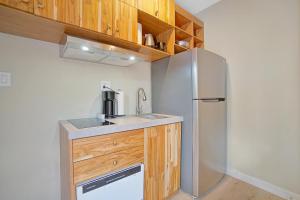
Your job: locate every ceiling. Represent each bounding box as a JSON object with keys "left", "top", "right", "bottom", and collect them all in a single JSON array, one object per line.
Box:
[{"left": 176, "top": 0, "right": 222, "bottom": 14}]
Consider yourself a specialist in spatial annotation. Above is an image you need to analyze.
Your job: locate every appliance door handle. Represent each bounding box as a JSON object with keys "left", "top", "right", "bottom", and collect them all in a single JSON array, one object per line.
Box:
[{"left": 195, "top": 98, "right": 226, "bottom": 102}]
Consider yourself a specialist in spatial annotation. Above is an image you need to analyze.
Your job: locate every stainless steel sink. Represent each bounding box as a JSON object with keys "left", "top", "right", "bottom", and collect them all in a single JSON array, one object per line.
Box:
[{"left": 138, "top": 114, "right": 169, "bottom": 120}]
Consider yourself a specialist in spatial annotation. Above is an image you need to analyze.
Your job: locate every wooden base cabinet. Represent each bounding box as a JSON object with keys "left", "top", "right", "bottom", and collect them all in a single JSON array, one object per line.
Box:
[
  {"left": 60, "top": 123, "right": 181, "bottom": 200},
  {"left": 144, "top": 123, "right": 181, "bottom": 200}
]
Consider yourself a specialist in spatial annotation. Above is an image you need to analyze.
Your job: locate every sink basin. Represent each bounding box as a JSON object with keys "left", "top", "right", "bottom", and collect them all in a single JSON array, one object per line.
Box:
[{"left": 138, "top": 114, "right": 169, "bottom": 120}]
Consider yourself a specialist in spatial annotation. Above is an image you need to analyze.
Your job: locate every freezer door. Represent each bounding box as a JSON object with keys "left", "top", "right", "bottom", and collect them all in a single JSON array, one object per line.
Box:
[
  {"left": 193, "top": 99, "right": 227, "bottom": 197},
  {"left": 192, "top": 48, "right": 227, "bottom": 99}
]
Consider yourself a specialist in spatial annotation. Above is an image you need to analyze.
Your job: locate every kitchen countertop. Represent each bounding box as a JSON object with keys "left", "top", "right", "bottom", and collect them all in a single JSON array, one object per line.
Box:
[{"left": 60, "top": 114, "right": 183, "bottom": 140}]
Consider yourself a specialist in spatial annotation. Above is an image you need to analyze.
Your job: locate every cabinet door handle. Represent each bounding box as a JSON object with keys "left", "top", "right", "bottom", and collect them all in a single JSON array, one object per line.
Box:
[
  {"left": 37, "top": 0, "right": 45, "bottom": 8},
  {"left": 113, "top": 160, "right": 118, "bottom": 166},
  {"left": 155, "top": 10, "right": 159, "bottom": 17},
  {"left": 106, "top": 24, "right": 111, "bottom": 33}
]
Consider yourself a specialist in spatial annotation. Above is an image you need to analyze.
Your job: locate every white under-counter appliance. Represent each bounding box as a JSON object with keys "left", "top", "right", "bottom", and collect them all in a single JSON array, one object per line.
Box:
[{"left": 76, "top": 164, "right": 144, "bottom": 200}]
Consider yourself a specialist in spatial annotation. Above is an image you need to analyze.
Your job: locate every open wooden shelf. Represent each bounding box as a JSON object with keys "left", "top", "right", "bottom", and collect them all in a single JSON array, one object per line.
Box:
[
  {"left": 139, "top": 44, "right": 170, "bottom": 60},
  {"left": 194, "top": 36, "right": 204, "bottom": 43},
  {"left": 175, "top": 26, "right": 192, "bottom": 40},
  {"left": 175, "top": 4, "right": 204, "bottom": 53},
  {"left": 174, "top": 44, "right": 188, "bottom": 54},
  {"left": 193, "top": 22, "right": 204, "bottom": 38},
  {"left": 138, "top": 9, "right": 175, "bottom": 55},
  {"left": 138, "top": 10, "right": 173, "bottom": 36},
  {"left": 175, "top": 10, "right": 190, "bottom": 27},
  {"left": 194, "top": 36, "right": 204, "bottom": 48}
]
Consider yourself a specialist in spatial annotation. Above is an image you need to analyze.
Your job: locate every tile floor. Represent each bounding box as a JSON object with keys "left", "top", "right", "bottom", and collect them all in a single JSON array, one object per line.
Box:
[{"left": 170, "top": 176, "right": 284, "bottom": 200}]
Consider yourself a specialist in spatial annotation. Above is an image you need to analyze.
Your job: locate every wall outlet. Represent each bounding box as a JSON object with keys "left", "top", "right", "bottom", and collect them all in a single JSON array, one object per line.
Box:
[
  {"left": 0, "top": 72, "right": 11, "bottom": 87},
  {"left": 100, "top": 81, "right": 111, "bottom": 92}
]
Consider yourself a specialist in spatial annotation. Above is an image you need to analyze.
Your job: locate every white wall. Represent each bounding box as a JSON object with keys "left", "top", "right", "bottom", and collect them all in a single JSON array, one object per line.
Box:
[
  {"left": 0, "top": 33, "right": 151, "bottom": 200},
  {"left": 197, "top": 0, "right": 300, "bottom": 195}
]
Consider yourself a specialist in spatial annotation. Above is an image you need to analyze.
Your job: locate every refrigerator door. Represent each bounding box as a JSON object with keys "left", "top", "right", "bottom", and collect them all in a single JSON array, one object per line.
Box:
[
  {"left": 192, "top": 48, "right": 226, "bottom": 99},
  {"left": 193, "top": 98, "right": 227, "bottom": 197}
]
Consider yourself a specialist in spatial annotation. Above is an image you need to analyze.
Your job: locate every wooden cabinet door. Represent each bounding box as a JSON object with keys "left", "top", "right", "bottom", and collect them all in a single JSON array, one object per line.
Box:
[
  {"left": 164, "top": 123, "right": 181, "bottom": 197},
  {"left": 0, "top": 0, "right": 33, "bottom": 12},
  {"left": 144, "top": 123, "right": 181, "bottom": 200},
  {"left": 158, "top": 0, "right": 175, "bottom": 26},
  {"left": 55, "top": 0, "right": 80, "bottom": 26},
  {"left": 34, "top": 0, "right": 55, "bottom": 18},
  {"left": 113, "top": 0, "right": 137, "bottom": 43},
  {"left": 144, "top": 125, "right": 166, "bottom": 200},
  {"left": 80, "top": 0, "right": 112, "bottom": 34},
  {"left": 121, "top": 0, "right": 136, "bottom": 7},
  {"left": 100, "top": 0, "right": 113, "bottom": 35},
  {"left": 138, "top": 0, "right": 158, "bottom": 17}
]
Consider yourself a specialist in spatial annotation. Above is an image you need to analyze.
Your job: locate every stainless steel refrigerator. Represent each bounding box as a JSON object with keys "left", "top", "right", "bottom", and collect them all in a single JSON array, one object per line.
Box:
[{"left": 152, "top": 48, "right": 227, "bottom": 198}]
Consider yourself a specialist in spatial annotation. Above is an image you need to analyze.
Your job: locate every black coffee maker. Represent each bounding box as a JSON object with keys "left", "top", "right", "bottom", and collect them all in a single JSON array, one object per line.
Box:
[{"left": 102, "top": 91, "right": 117, "bottom": 118}]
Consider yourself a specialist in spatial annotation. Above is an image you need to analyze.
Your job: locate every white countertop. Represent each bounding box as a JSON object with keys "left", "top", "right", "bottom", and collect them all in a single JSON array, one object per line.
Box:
[{"left": 60, "top": 114, "right": 183, "bottom": 140}]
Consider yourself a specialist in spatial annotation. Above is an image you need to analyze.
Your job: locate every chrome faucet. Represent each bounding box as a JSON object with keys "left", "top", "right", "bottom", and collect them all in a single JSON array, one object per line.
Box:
[{"left": 136, "top": 88, "right": 147, "bottom": 115}]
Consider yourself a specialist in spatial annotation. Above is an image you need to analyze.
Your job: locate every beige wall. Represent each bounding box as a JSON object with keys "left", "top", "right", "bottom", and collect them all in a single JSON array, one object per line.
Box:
[
  {"left": 198, "top": 0, "right": 300, "bottom": 195},
  {"left": 0, "top": 33, "right": 151, "bottom": 200}
]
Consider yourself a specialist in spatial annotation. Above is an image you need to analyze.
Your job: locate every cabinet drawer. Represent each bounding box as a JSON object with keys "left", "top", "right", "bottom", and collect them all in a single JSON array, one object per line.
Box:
[
  {"left": 73, "top": 145, "right": 144, "bottom": 184},
  {"left": 72, "top": 129, "right": 144, "bottom": 162}
]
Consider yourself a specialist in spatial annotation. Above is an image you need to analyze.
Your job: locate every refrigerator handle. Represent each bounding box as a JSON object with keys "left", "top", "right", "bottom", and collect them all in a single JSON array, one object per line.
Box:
[{"left": 195, "top": 98, "right": 226, "bottom": 102}]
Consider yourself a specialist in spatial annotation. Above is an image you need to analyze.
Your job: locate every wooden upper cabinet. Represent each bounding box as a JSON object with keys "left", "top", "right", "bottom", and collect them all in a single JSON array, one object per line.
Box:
[
  {"left": 138, "top": 0, "right": 158, "bottom": 17},
  {"left": 33, "top": 0, "right": 112, "bottom": 34},
  {"left": 34, "top": 0, "right": 55, "bottom": 18},
  {"left": 100, "top": 0, "right": 113, "bottom": 35},
  {"left": 80, "top": 0, "right": 113, "bottom": 34},
  {"left": 113, "top": 0, "right": 137, "bottom": 43},
  {"left": 158, "top": 0, "right": 175, "bottom": 26},
  {"left": 0, "top": 0, "right": 33, "bottom": 12},
  {"left": 55, "top": 0, "right": 80, "bottom": 26},
  {"left": 138, "top": 0, "right": 174, "bottom": 25}
]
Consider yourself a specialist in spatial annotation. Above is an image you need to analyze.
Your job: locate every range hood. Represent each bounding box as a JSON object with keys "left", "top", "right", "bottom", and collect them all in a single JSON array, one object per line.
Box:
[{"left": 60, "top": 35, "right": 144, "bottom": 67}]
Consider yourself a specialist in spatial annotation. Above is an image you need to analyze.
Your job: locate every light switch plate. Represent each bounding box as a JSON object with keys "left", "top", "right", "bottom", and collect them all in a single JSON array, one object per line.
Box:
[
  {"left": 100, "top": 81, "right": 111, "bottom": 91},
  {"left": 0, "top": 72, "right": 11, "bottom": 87}
]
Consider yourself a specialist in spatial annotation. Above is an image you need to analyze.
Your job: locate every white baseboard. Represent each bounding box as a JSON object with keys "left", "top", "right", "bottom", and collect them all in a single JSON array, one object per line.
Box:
[{"left": 226, "top": 168, "right": 300, "bottom": 200}]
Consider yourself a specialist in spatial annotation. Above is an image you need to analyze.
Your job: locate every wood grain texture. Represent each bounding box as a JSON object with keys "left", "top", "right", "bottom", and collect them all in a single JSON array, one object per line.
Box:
[
  {"left": 0, "top": 5, "right": 170, "bottom": 61},
  {"left": 175, "top": 4, "right": 203, "bottom": 28},
  {"left": 60, "top": 125, "right": 75, "bottom": 200},
  {"left": 79, "top": 0, "right": 99, "bottom": 31},
  {"left": 56, "top": 0, "right": 80, "bottom": 26},
  {"left": 72, "top": 129, "right": 144, "bottom": 162},
  {"left": 144, "top": 123, "right": 182, "bottom": 200},
  {"left": 158, "top": 0, "right": 175, "bottom": 26},
  {"left": 34, "top": 0, "right": 55, "bottom": 18},
  {"left": 138, "top": 0, "right": 157, "bottom": 17},
  {"left": 77, "top": 0, "right": 113, "bottom": 33},
  {"left": 100, "top": 0, "right": 113, "bottom": 35},
  {"left": 73, "top": 145, "right": 144, "bottom": 184},
  {"left": 156, "top": 28, "right": 175, "bottom": 54},
  {"left": 164, "top": 123, "right": 181, "bottom": 198},
  {"left": 0, "top": 0, "right": 33, "bottom": 12},
  {"left": 113, "top": 0, "right": 137, "bottom": 43},
  {"left": 144, "top": 125, "right": 166, "bottom": 200},
  {"left": 121, "top": 0, "right": 137, "bottom": 7}
]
